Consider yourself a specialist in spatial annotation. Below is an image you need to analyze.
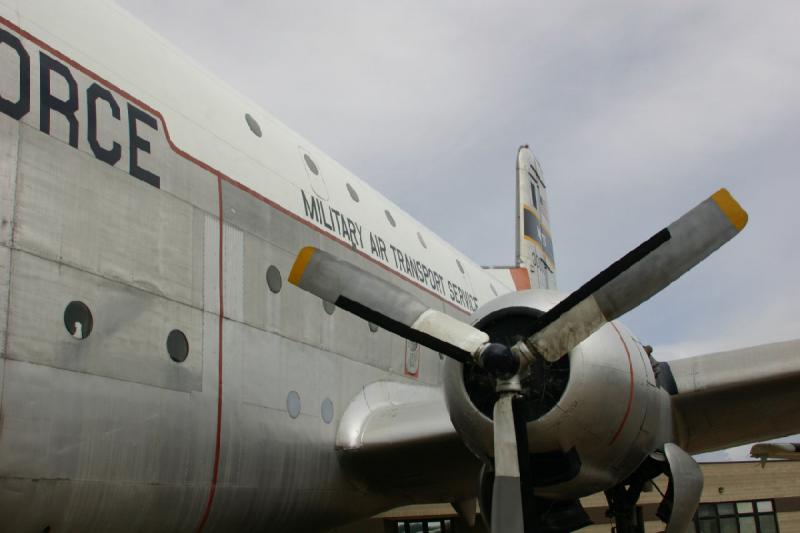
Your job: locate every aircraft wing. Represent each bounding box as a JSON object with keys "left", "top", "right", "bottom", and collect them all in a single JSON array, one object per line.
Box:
[
  {"left": 750, "top": 442, "right": 800, "bottom": 461},
  {"left": 668, "top": 339, "right": 800, "bottom": 454}
]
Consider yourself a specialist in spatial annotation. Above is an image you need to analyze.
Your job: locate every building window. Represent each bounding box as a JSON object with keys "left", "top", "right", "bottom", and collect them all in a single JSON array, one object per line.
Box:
[
  {"left": 393, "top": 519, "right": 454, "bottom": 533},
  {"left": 693, "top": 500, "right": 778, "bottom": 533}
]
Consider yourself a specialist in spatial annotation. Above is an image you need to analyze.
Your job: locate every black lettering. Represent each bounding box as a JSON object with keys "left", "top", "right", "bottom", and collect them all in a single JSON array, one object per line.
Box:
[
  {"left": 39, "top": 52, "right": 78, "bottom": 147},
  {"left": 420, "top": 263, "right": 430, "bottom": 285},
  {"left": 432, "top": 273, "right": 443, "bottom": 295},
  {"left": 0, "top": 29, "right": 29, "bottom": 120},
  {"left": 127, "top": 103, "right": 160, "bottom": 187},
  {"left": 378, "top": 237, "right": 387, "bottom": 262},
  {"left": 404, "top": 252, "right": 418, "bottom": 280},
  {"left": 86, "top": 83, "right": 121, "bottom": 166},
  {"left": 336, "top": 211, "right": 350, "bottom": 240},
  {"left": 302, "top": 190, "right": 315, "bottom": 219},
  {"left": 347, "top": 219, "right": 359, "bottom": 248},
  {"left": 318, "top": 198, "right": 334, "bottom": 230},
  {"left": 330, "top": 207, "right": 342, "bottom": 234},
  {"left": 370, "top": 232, "right": 380, "bottom": 257},
  {"left": 397, "top": 251, "right": 406, "bottom": 273}
]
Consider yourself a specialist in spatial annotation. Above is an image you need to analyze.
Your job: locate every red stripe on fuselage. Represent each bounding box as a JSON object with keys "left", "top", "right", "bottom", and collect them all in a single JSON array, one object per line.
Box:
[
  {"left": 0, "top": 14, "right": 471, "bottom": 317},
  {"left": 194, "top": 177, "right": 225, "bottom": 532},
  {"left": 608, "top": 322, "right": 634, "bottom": 446}
]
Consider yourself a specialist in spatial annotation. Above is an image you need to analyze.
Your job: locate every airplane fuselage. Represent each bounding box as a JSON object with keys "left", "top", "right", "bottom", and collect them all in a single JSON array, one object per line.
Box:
[
  {"left": 0, "top": 4, "right": 491, "bottom": 531},
  {"left": 0, "top": 2, "right": 674, "bottom": 531}
]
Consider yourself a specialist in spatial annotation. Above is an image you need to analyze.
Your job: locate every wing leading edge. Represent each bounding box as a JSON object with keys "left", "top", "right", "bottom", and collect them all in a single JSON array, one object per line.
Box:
[{"left": 668, "top": 339, "right": 800, "bottom": 454}]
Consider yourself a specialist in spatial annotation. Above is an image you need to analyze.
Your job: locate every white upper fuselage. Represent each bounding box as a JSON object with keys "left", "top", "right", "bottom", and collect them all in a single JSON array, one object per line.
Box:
[{"left": 2, "top": 0, "right": 510, "bottom": 313}]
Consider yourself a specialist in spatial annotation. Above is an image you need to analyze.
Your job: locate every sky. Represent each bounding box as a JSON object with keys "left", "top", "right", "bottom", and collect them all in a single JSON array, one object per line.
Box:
[{"left": 113, "top": 0, "right": 800, "bottom": 460}]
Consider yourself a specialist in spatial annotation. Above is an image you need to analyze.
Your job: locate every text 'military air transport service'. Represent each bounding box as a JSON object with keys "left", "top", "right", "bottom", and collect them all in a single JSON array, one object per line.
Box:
[{"left": 0, "top": 1, "right": 798, "bottom": 532}]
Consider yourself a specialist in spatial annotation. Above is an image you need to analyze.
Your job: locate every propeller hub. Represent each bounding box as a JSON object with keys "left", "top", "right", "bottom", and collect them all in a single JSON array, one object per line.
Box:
[{"left": 478, "top": 342, "right": 520, "bottom": 379}]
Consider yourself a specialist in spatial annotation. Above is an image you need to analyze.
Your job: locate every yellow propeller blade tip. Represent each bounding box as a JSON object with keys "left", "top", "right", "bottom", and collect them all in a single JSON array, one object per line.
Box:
[
  {"left": 711, "top": 188, "right": 748, "bottom": 232},
  {"left": 288, "top": 246, "right": 317, "bottom": 286}
]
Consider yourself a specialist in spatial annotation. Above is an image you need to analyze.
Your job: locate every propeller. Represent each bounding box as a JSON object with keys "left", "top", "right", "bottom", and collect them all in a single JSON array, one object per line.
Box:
[
  {"left": 288, "top": 188, "right": 747, "bottom": 531},
  {"left": 512, "top": 188, "right": 748, "bottom": 364}
]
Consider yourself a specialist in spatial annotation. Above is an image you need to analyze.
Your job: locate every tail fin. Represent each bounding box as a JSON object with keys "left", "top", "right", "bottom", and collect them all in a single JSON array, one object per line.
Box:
[{"left": 516, "top": 146, "right": 557, "bottom": 289}]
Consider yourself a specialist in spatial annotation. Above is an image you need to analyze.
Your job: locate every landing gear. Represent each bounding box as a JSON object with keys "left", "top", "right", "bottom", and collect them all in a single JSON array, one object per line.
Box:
[
  {"left": 604, "top": 456, "right": 666, "bottom": 533},
  {"left": 604, "top": 485, "right": 646, "bottom": 533},
  {"left": 605, "top": 445, "right": 704, "bottom": 533}
]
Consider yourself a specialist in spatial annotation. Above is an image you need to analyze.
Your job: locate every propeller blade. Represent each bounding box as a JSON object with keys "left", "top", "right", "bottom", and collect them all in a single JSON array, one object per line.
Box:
[
  {"left": 288, "top": 246, "right": 489, "bottom": 362},
  {"left": 519, "top": 188, "right": 747, "bottom": 362},
  {"left": 662, "top": 443, "right": 704, "bottom": 533},
  {"left": 491, "top": 393, "right": 525, "bottom": 533}
]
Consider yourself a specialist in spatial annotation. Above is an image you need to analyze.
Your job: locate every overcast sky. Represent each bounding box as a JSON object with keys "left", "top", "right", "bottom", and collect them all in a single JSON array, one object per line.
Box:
[{"left": 114, "top": 0, "right": 800, "bottom": 460}]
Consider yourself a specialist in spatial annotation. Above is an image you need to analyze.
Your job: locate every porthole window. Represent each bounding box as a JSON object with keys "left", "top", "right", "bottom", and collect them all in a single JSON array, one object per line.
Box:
[
  {"left": 287, "top": 391, "right": 301, "bottom": 419},
  {"left": 346, "top": 183, "right": 359, "bottom": 202},
  {"left": 490, "top": 284, "right": 498, "bottom": 296},
  {"left": 321, "top": 398, "right": 334, "bottom": 424},
  {"left": 456, "top": 259, "right": 465, "bottom": 273},
  {"left": 417, "top": 231, "right": 427, "bottom": 249},
  {"left": 64, "top": 301, "right": 93, "bottom": 339},
  {"left": 303, "top": 154, "right": 319, "bottom": 175},
  {"left": 323, "top": 300, "right": 336, "bottom": 315},
  {"left": 245, "top": 113, "right": 262, "bottom": 137},
  {"left": 385, "top": 209, "right": 396, "bottom": 227},
  {"left": 368, "top": 322, "right": 379, "bottom": 333},
  {"left": 266, "top": 265, "right": 282, "bottom": 294},
  {"left": 167, "top": 329, "right": 189, "bottom": 363}
]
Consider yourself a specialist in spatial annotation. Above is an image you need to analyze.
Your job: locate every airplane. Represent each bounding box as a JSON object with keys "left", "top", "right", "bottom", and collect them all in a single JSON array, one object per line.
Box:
[
  {"left": 0, "top": 0, "right": 798, "bottom": 532},
  {"left": 750, "top": 443, "right": 800, "bottom": 466}
]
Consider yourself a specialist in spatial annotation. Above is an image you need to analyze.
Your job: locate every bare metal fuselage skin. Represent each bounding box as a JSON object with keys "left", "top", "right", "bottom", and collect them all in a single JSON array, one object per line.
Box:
[
  {"left": 0, "top": 4, "right": 482, "bottom": 531},
  {"left": 0, "top": 2, "right": 675, "bottom": 531}
]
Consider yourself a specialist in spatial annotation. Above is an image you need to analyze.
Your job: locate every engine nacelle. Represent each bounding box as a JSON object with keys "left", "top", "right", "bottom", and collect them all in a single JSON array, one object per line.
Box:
[{"left": 443, "top": 290, "right": 674, "bottom": 499}]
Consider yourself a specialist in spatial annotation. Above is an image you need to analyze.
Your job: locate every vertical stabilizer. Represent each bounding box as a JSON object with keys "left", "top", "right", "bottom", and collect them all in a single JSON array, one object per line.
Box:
[{"left": 516, "top": 146, "right": 557, "bottom": 289}]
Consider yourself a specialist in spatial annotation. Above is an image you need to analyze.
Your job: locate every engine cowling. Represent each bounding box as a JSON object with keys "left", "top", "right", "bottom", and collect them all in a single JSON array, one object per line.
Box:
[{"left": 443, "top": 289, "right": 674, "bottom": 499}]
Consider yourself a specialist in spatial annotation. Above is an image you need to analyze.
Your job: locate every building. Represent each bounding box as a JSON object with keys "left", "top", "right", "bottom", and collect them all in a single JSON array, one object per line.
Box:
[{"left": 329, "top": 460, "right": 800, "bottom": 532}]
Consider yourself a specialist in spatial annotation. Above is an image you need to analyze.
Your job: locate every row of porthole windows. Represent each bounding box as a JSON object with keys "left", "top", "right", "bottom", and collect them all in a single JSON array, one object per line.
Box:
[
  {"left": 66, "top": 264, "right": 497, "bottom": 365},
  {"left": 244, "top": 114, "right": 481, "bottom": 277},
  {"left": 63, "top": 301, "right": 189, "bottom": 363},
  {"left": 65, "top": 302, "right": 335, "bottom": 423},
  {"left": 62, "top": 267, "right": 379, "bottom": 356},
  {"left": 287, "top": 391, "right": 335, "bottom": 424}
]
